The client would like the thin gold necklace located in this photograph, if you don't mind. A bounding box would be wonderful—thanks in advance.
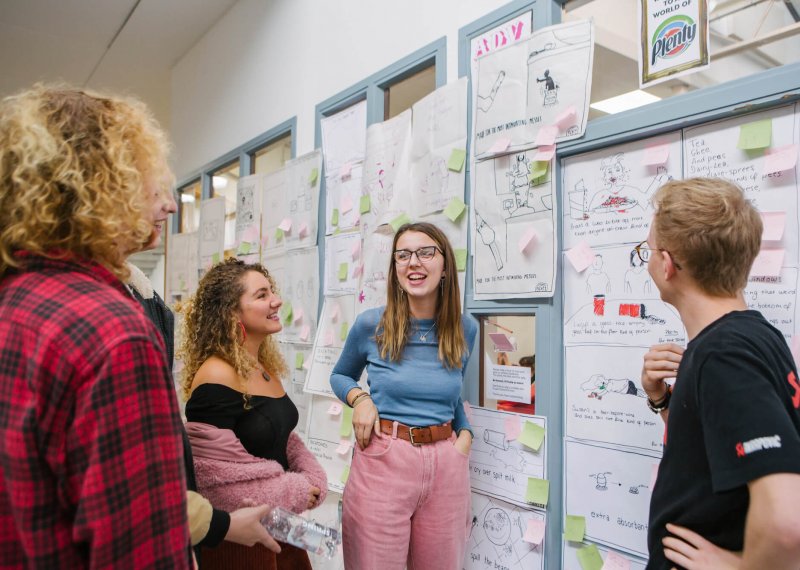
[419,321,437,342]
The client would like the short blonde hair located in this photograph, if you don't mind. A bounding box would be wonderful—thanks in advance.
[0,84,172,280]
[651,178,762,297]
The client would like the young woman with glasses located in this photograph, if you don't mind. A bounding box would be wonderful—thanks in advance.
[330,221,477,569]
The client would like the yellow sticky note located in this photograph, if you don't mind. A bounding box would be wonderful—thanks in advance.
[454,249,468,272]
[294,352,304,370]
[389,213,411,233]
[359,195,371,214]
[340,406,353,438]
[529,161,548,181]
[738,119,772,149]
[443,197,466,222]
[447,148,467,172]
[340,321,349,341]
[564,515,586,542]
[338,262,348,281]
[518,421,545,451]
[525,477,549,506]
[237,241,252,255]
[309,167,319,185]
[279,302,293,324]
[211,252,220,265]
[340,466,350,484]
[331,208,340,226]
[275,228,284,241]
[576,544,603,570]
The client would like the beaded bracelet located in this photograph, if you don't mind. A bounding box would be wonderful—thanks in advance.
[350,392,371,408]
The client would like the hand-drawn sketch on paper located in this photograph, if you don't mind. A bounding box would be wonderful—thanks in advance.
[564,440,658,558]
[358,228,393,314]
[562,542,646,570]
[744,267,800,340]
[260,169,287,253]
[326,164,363,235]
[167,231,198,298]
[198,197,226,270]
[278,341,313,438]
[320,99,367,174]
[464,492,544,570]
[324,231,362,296]
[283,150,321,250]
[304,295,358,397]
[235,174,262,245]
[305,394,354,493]
[278,247,320,344]
[472,151,556,299]
[469,407,546,508]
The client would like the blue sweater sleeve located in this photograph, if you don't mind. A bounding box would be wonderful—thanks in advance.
[330,311,372,403]
[452,314,478,433]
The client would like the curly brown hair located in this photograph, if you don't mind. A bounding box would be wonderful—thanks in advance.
[0,84,172,280]
[178,258,288,403]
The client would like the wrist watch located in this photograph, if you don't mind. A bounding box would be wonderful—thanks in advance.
[647,385,672,413]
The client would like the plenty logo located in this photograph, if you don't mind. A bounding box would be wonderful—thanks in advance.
[651,15,697,66]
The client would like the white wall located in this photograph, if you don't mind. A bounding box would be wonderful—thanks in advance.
[169,0,511,179]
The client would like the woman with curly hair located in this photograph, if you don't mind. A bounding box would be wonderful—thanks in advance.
[330,221,477,569]
[180,258,327,569]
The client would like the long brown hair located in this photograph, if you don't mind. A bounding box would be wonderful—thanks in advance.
[178,258,288,402]
[376,222,466,369]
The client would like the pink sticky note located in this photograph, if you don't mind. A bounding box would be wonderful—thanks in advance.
[352,263,364,278]
[602,551,631,570]
[505,417,522,441]
[298,222,309,239]
[523,519,545,545]
[330,304,340,323]
[351,240,361,260]
[340,161,352,179]
[293,308,304,324]
[555,105,577,129]
[761,211,786,241]
[322,330,334,347]
[278,218,292,232]
[336,439,353,455]
[340,194,354,214]
[650,462,659,491]
[518,227,538,254]
[327,402,343,416]
[299,325,311,342]
[750,248,784,277]
[535,125,559,147]
[791,336,800,369]
[533,145,555,161]
[302,359,310,371]
[764,144,799,175]
[489,137,511,154]
[642,143,670,166]
[242,225,259,243]
[566,241,595,273]
[463,401,473,422]
[489,333,516,352]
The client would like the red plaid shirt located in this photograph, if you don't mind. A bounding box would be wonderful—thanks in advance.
[0,254,191,569]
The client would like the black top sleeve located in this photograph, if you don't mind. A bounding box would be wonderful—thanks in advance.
[198,508,230,548]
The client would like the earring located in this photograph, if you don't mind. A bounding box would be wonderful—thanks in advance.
[238,321,246,343]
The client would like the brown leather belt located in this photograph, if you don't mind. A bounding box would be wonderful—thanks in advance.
[379,419,452,446]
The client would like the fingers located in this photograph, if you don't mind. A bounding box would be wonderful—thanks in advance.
[259,528,282,553]
[665,523,707,548]
[663,545,693,569]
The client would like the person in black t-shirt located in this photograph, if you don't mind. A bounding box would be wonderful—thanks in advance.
[639,178,800,569]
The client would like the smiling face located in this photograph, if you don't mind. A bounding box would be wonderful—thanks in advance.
[394,230,445,309]
[237,270,283,338]
[142,168,177,251]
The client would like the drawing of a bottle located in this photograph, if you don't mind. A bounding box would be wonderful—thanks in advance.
[569,179,589,220]
[593,294,605,316]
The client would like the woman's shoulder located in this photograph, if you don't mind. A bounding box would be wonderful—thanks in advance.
[191,356,239,393]
[355,306,384,330]
[461,313,478,337]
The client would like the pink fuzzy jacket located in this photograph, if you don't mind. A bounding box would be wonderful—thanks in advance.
[186,421,328,514]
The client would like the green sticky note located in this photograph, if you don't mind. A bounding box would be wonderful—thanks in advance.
[447,148,466,172]
[443,197,466,222]
[738,119,772,149]
[389,213,411,233]
[211,252,220,265]
[340,466,350,484]
[564,515,586,542]
[309,167,319,185]
[237,241,252,255]
[340,406,353,438]
[528,161,548,181]
[576,544,603,570]
[525,477,549,506]
[275,227,284,241]
[518,421,545,451]
[338,262,348,281]
[294,352,304,370]
[279,302,293,324]
[454,249,468,272]
[331,208,340,226]
[340,321,349,341]
[359,194,371,214]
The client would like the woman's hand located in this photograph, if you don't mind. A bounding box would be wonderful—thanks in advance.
[226,504,282,552]
[663,523,742,570]
[307,486,321,510]
[352,397,380,450]
[454,429,473,456]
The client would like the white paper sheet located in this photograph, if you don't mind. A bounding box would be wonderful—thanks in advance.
[305,394,355,493]
[235,174,263,250]
[198,197,226,270]
[320,100,367,174]
[167,231,198,297]
[304,294,358,397]
[276,247,320,343]
[324,231,362,296]
[260,169,288,253]
[325,164,364,235]
[284,150,321,250]
[562,541,646,570]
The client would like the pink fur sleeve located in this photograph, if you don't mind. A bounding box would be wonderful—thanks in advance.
[193,456,312,514]
[286,432,328,507]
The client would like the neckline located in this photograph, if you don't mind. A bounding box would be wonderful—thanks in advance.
[193,382,288,400]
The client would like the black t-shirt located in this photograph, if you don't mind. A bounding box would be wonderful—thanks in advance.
[647,310,800,569]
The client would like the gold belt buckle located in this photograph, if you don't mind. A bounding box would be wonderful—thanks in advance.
[408,426,424,446]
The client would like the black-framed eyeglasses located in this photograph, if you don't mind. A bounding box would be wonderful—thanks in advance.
[634,240,682,270]
[393,246,442,265]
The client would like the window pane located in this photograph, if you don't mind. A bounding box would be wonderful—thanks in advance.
[178,179,202,234]
[210,160,240,254]
[384,64,436,120]
[251,134,292,175]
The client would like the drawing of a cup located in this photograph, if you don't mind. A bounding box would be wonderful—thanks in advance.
[569,179,588,220]
[593,295,605,316]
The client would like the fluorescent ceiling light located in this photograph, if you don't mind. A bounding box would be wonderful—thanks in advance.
[212,175,228,190]
[590,90,661,115]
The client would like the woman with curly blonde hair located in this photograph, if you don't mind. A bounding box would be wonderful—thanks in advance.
[180,258,327,569]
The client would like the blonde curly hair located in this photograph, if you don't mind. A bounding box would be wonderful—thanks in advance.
[178,258,288,405]
[0,84,172,280]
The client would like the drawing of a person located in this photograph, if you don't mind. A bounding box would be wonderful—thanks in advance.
[536,69,557,106]
[588,154,670,214]
[585,255,611,296]
[581,374,646,400]
[624,247,652,295]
